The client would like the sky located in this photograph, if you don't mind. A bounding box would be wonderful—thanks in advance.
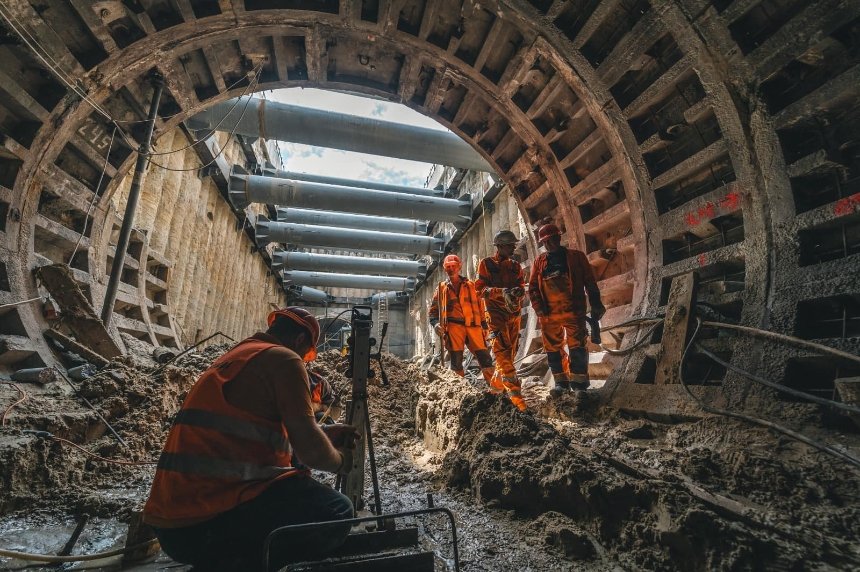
[262,88,448,187]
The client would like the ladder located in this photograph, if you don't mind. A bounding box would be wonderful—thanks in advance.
[377,293,389,354]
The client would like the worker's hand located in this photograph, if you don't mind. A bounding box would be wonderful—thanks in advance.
[591,303,606,321]
[322,424,360,449]
[508,286,524,298]
[434,324,444,337]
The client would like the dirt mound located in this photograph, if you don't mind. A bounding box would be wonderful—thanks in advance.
[442,393,860,570]
[0,341,231,517]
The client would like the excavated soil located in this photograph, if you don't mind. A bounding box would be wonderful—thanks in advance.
[2,343,859,571]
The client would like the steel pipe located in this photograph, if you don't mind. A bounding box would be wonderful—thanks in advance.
[231,167,472,226]
[189,97,491,171]
[256,217,443,256]
[261,165,443,197]
[283,270,416,292]
[291,285,331,304]
[273,251,426,277]
[276,207,428,235]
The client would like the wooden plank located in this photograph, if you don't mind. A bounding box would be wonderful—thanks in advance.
[34,264,123,359]
[43,328,110,367]
[654,272,698,385]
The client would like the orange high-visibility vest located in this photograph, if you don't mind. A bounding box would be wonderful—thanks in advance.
[433,278,485,328]
[143,339,303,524]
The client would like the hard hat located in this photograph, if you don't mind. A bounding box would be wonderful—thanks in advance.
[493,230,519,246]
[267,307,320,361]
[537,223,562,244]
[443,254,461,270]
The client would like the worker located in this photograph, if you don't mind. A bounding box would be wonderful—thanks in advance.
[143,307,359,570]
[308,369,340,424]
[476,230,527,411]
[429,254,496,384]
[528,223,605,397]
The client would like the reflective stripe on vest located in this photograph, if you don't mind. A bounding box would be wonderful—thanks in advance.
[174,408,291,453]
[157,452,295,481]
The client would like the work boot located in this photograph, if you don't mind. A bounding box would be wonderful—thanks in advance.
[549,373,570,397]
[569,373,590,390]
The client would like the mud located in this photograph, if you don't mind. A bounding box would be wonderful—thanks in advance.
[2,343,859,571]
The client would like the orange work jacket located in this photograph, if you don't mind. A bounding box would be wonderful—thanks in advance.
[475,255,525,317]
[143,338,303,526]
[429,277,485,328]
[528,247,599,315]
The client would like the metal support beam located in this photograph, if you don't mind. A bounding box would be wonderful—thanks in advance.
[260,164,444,197]
[283,271,416,292]
[188,97,492,171]
[231,167,471,225]
[277,207,428,235]
[257,217,442,256]
[273,251,426,277]
[102,76,164,326]
[290,285,331,304]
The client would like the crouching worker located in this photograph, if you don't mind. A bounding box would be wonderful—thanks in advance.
[143,307,358,571]
[428,254,496,385]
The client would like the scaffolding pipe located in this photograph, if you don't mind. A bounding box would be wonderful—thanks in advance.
[283,271,416,292]
[273,251,426,277]
[102,77,164,326]
[189,98,492,171]
[261,165,443,197]
[256,217,443,256]
[231,167,472,226]
[276,207,428,235]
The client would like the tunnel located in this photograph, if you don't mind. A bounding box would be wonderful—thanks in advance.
[0,0,858,570]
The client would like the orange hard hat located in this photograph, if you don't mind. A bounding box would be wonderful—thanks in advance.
[442,254,461,270]
[267,307,320,361]
[537,223,562,244]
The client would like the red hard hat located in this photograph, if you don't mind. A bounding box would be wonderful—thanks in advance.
[443,254,461,270]
[537,223,562,244]
[267,307,320,361]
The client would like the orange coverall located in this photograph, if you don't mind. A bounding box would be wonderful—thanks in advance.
[428,276,495,381]
[528,247,602,383]
[475,254,526,410]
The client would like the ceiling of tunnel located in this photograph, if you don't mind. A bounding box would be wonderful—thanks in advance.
[0,0,858,390]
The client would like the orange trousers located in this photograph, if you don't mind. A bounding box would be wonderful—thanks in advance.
[489,315,525,410]
[444,322,494,377]
[540,311,588,376]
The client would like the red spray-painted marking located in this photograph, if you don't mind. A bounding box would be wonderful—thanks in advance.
[719,191,741,210]
[697,253,707,267]
[685,202,717,227]
[834,193,860,216]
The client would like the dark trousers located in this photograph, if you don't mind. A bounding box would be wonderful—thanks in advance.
[153,476,353,571]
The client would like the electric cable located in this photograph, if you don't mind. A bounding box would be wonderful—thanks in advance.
[694,343,860,416]
[701,320,860,366]
[679,318,860,470]
[0,296,43,311]
[600,321,662,356]
[316,309,352,350]
[0,381,27,426]
[25,431,156,466]
[0,540,158,563]
[69,125,116,265]
[146,67,262,173]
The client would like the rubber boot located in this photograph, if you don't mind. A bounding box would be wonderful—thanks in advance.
[484,368,504,394]
[569,373,590,390]
[549,372,569,397]
[452,369,465,377]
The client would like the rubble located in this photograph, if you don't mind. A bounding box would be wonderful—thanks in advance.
[2,346,858,571]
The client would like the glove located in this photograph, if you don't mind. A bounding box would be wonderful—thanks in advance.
[591,302,606,321]
[434,324,444,337]
[508,286,524,298]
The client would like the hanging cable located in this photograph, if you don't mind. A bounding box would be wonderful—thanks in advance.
[68,125,116,265]
[680,318,860,470]
[694,343,860,416]
[600,321,662,356]
[0,296,43,311]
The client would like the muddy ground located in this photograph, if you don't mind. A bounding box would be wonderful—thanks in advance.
[1,342,858,570]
